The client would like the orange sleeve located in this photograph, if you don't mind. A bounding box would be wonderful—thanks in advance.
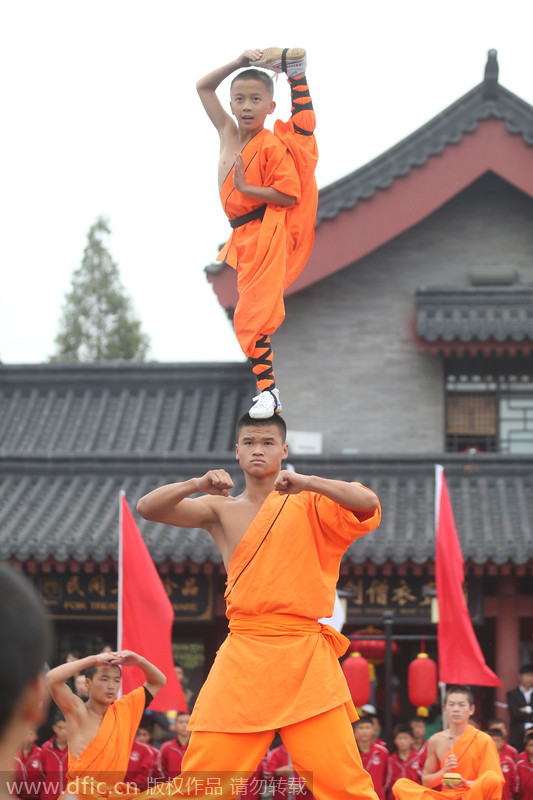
[260,138,301,203]
[309,485,381,548]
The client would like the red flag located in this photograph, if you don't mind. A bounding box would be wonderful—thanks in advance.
[435,465,501,686]
[118,493,188,711]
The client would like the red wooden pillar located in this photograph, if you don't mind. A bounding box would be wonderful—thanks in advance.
[493,577,520,724]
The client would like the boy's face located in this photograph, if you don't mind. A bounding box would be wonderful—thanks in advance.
[395,732,413,752]
[175,713,191,742]
[411,720,426,739]
[230,79,275,134]
[136,727,151,744]
[354,722,374,744]
[52,720,68,747]
[444,692,474,724]
[490,734,504,753]
[526,739,533,760]
[87,665,121,705]
[235,424,288,477]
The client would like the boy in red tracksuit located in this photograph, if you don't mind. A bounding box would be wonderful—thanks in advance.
[386,724,422,800]
[354,716,389,800]
[41,715,69,800]
[489,718,519,761]
[157,712,190,780]
[14,728,44,800]
[517,734,533,799]
[487,729,518,800]
[408,717,428,771]
[265,743,314,800]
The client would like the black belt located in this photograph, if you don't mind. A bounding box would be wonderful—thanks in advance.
[229,204,267,229]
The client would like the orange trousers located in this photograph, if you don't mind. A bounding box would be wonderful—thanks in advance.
[142,705,379,800]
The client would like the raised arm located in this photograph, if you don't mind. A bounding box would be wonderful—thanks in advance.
[110,651,166,699]
[274,471,378,517]
[46,653,115,715]
[196,49,262,134]
[136,470,234,529]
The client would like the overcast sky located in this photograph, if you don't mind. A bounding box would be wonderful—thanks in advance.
[1,0,531,365]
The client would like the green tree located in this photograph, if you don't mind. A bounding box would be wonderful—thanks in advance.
[52,216,150,361]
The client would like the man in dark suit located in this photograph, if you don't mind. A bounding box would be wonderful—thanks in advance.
[507,664,533,750]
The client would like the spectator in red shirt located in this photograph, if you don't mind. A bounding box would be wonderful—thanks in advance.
[14,728,44,800]
[386,724,422,800]
[487,728,518,800]
[157,711,190,780]
[408,717,428,770]
[125,719,161,789]
[354,715,389,800]
[40,714,68,800]
[265,743,314,800]
[489,718,519,761]
[517,735,533,800]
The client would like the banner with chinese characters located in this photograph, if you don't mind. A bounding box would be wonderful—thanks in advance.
[30,570,213,621]
[338,575,482,625]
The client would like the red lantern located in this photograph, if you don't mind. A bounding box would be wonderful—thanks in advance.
[408,651,438,709]
[348,627,399,680]
[342,652,371,707]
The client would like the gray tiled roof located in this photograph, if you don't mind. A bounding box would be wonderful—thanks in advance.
[1,453,532,567]
[416,285,533,344]
[0,362,254,456]
[316,51,533,225]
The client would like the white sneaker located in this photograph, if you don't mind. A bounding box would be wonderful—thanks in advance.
[254,47,307,77]
[249,388,282,419]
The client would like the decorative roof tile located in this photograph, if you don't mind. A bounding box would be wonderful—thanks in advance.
[316,51,533,226]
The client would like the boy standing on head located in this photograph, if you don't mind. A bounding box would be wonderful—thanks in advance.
[136,413,382,800]
[45,650,165,797]
[392,685,504,800]
[197,48,318,420]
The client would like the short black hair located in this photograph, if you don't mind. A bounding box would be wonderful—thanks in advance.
[236,412,287,442]
[354,715,374,727]
[52,711,66,725]
[487,728,504,738]
[0,565,53,738]
[409,715,427,726]
[445,685,474,705]
[394,723,414,738]
[519,664,533,674]
[230,68,274,96]
[85,663,121,680]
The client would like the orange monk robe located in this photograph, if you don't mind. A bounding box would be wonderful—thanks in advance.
[63,686,147,800]
[217,121,318,357]
[393,726,504,800]
[188,487,381,733]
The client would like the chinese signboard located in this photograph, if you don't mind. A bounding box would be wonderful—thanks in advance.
[30,570,213,621]
[339,575,482,625]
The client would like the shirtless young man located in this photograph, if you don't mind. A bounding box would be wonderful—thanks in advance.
[393,685,504,800]
[46,651,165,794]
[135,413,382,800]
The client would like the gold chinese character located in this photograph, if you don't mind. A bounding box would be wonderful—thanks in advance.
[162,577,179,596]
[88,576,105,597]
[66,576,85,597]
[181,577,199,597]
[366,579,389,606]
[419,581,436,606]
[39,578,61,602]
[342,579,364,606]
[391,579,417,606]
